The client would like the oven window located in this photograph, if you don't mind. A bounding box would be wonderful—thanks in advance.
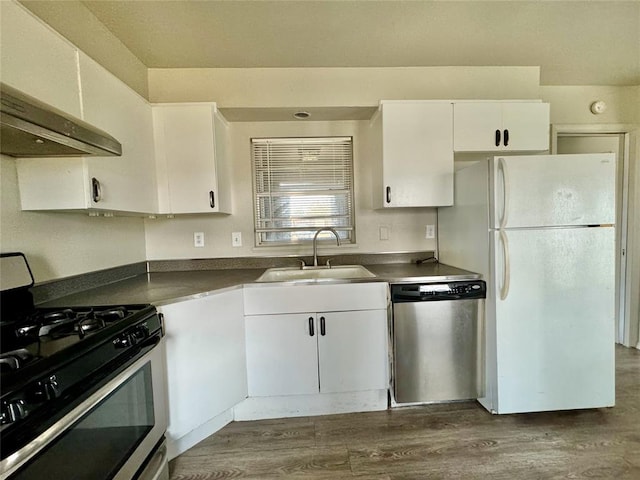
[13,363,155,480]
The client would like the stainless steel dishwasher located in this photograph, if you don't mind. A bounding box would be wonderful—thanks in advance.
[391,280,486,406]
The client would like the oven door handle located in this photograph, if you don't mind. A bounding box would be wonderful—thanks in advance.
[0,337,162,480]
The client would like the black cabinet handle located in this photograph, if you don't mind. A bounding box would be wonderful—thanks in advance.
[503,129,509,147]
[209,191,215,208]
[91,177,102,203]
[495,129,501,147]
[308,317,315,336]
[386,186,391,204]
[320,316,326,336]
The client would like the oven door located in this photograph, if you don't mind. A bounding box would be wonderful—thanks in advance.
[2,339,168,480]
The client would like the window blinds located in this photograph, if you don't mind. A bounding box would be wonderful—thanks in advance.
[252,137,355,246]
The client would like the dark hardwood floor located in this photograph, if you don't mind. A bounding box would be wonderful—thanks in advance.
[169,345,640,479]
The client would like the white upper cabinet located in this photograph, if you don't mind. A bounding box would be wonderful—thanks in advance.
[153,104,232,215]
[0,1,81,117]
[16,54,157,214]
[453,102,550,152]
[80,54,158,214]
[371,101,454,208]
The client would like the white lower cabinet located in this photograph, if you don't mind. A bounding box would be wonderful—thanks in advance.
[245,309,388,397]
[318,310,389,394]
[245,313,319,397]
[243,282,390,404]
[158,289,247,458]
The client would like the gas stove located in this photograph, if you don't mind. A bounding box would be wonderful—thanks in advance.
[1,304,159,427]
[0,253,167,480]
[1,304,155,375]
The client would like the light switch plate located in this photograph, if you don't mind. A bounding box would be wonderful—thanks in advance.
[194,232,205,247]
[426,225,435,239]
[232,232,242,247]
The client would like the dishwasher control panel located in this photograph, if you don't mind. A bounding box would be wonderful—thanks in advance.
[391,280,486,302]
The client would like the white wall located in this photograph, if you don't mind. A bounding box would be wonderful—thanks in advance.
[148,66,542,106]
[0,156,147,283]
[144,120,437,259]
[540,86,639,125]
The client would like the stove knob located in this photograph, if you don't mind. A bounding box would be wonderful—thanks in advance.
[113,334,131,349]
[131,325,149,344]
[43,376,60,400]
[1,400,27,424]
[31,375,61,401]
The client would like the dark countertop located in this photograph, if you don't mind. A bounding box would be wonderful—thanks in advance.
[40,262,480,308]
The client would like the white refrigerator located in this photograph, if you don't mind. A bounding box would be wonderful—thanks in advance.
[438,153,616,414]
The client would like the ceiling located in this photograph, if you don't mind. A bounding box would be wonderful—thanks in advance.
[23,1,640,86]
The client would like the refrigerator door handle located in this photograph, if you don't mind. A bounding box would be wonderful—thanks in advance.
[499,230,511,300]
[498,157,510,228]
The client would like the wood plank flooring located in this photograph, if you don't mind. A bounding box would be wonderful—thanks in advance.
[169,345,640,479]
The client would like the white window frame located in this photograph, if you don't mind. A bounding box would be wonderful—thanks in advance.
[251,136,355,247]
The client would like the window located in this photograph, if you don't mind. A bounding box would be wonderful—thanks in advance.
[252,137,355,246]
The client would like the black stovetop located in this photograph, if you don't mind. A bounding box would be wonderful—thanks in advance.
[1,304,152,364]
[0,304,157,392]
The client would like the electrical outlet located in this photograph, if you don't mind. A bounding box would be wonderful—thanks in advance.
[379,225,390,241]
[194,232,205,247]
[232,232,242,247]
[426,224,436,239]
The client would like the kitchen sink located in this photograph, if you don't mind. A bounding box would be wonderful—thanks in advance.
[255,265,376,283]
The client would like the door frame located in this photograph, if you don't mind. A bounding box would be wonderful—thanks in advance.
[551,124,638,348]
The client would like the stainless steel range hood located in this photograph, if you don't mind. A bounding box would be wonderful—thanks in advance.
[0,83,122,157]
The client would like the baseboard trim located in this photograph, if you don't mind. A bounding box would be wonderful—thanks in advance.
[167,409,234,460]
[233,390,388,421]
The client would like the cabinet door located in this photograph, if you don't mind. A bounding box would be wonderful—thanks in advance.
[453,103,503,152]
[0,1,81,117]
[317,309,389,394]
[501,103,550,151]
[381,102,453,207]
[153,104,225,214]
[160,290,247,441]
[15,53,157,213]
[454,102,550,152]
[80,54,157,213]
[245,313,319,397]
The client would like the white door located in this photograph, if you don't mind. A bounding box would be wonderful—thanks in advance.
[317,310,388,394]
[492,227,615,414]
[491,154,616,229]
[245,313,319,397]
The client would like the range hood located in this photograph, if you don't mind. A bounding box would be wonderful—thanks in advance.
[0,83,122,157]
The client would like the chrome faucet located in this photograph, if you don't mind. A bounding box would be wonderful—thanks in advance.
[312,228,341,267]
